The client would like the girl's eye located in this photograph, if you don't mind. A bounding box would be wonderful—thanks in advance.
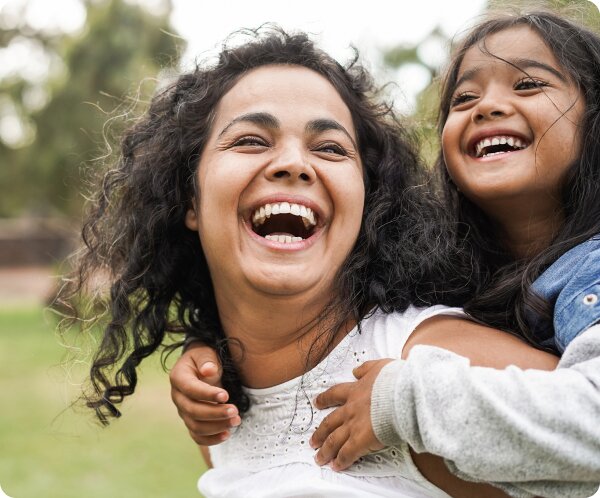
[315,143,348,156]
[515,78,549,91]
[450,92,477,107]
[231,136,269,148]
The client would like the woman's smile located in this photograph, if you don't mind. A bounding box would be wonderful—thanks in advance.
[185,64,364,299]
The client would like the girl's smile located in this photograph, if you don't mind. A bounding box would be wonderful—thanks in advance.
[185,65,364,300]
[442,26,584,210]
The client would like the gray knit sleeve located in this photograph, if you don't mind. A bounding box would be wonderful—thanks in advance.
[369,325,600,498]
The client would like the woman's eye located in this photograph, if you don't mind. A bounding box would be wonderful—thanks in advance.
[231,136,268,147]
[315,143,347,156]
[450,92,477,107]
[515,78,549,91]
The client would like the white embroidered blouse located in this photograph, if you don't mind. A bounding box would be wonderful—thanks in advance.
[198,305,463,498]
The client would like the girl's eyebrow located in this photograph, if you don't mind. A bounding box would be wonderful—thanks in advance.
[454,57,567,90]
[218,112,280,137]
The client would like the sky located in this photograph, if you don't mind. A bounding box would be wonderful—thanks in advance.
[0,0,494,114]
[1,0,599,114]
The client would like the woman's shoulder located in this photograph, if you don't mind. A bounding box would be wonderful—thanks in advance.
[357,305,465,356]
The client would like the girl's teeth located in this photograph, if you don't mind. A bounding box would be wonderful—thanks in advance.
[474,135,528,158]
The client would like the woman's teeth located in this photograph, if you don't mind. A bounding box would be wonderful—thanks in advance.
[265,234,303,243]
[252,202,317,230]
[475,135,527,158]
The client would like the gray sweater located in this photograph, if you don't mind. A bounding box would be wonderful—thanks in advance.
[371,324,600,498]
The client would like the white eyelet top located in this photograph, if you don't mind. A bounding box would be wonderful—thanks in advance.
[199,305,464,498]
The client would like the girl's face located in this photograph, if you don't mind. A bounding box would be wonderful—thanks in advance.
[185,65,364,303]
[442,26,584,211]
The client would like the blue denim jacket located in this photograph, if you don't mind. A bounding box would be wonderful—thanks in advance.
[529,236,600,353]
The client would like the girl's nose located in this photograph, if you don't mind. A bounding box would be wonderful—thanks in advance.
[265,145,316,184]
[472,93,514,123]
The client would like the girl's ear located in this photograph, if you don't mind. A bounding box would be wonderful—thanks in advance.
[185,200,199,230]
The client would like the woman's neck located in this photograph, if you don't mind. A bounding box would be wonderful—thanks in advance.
[214,287,349,388]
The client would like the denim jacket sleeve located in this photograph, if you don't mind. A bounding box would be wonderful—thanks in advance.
[529,236,600,353]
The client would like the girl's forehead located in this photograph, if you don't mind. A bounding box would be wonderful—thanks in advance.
[458,25,559,74]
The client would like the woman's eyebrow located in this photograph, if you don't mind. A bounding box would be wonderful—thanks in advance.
[306,118,357,148]
[218,112,280,137]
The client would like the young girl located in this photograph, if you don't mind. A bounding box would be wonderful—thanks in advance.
[308,11,600,498]
[171,11,600,498]
[61,26,559,498]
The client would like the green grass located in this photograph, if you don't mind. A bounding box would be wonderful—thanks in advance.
[0,306,206,498]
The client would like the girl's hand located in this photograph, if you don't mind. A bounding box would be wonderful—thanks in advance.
[309,358,392,470]
[170,343,241,445]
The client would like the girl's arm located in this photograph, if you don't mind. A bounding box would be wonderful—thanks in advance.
[374,318,600,498]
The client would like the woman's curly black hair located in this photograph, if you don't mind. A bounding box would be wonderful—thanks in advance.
[436,11,600,348]
[58,26,475,424]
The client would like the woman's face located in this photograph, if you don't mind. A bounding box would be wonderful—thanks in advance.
[186,65,364,303]
[442,26,584,211]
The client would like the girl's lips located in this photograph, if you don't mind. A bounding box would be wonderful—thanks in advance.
[466,129,531,157]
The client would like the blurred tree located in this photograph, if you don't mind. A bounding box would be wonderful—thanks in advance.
[0,0,184,217]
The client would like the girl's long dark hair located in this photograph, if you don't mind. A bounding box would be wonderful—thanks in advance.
[437,12,600,347]
[57,26,474,424]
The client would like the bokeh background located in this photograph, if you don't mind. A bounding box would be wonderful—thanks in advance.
[0,0,598,496]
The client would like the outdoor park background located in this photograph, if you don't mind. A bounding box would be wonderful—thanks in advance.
[0,0,598,496]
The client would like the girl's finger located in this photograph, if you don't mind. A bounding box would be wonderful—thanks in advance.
[170,367,229,403]
[174,397,239,422]
[310,408,344,449]
[189,430,232,447]
[187,416,241,437]
[331,441,362,471]
[352,359,379,379]
[313,426,348,466]
[314,383,352,409]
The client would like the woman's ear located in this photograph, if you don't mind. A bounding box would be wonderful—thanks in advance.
[185,200,199,231]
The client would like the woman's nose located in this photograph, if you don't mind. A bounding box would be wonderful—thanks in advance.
[265,144,316,183]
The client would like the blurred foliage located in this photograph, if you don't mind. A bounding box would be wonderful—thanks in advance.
[0,0,184,217]
[383,0,600,167]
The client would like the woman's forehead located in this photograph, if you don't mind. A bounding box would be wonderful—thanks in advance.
[212,65,356,137]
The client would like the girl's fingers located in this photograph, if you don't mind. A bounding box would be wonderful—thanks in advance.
[314,383,352,409]
[313,426,348,466]
[310,408,344,450]
[352,359,378,379]
[331,442,362,471]
[189,430,233,447]
[352,358,393,379]
[187,416,241,437]
[172,389,238,421]
[170,360,228,403]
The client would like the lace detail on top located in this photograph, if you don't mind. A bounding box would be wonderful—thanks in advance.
[209,306,456,480]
